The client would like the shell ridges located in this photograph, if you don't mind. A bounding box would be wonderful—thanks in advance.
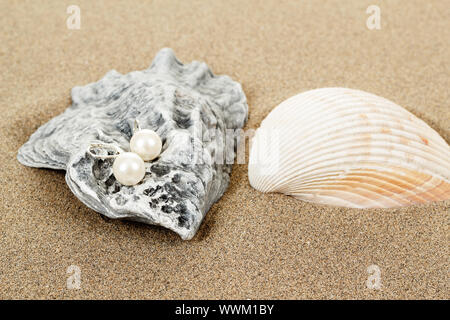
[248,88,450,208]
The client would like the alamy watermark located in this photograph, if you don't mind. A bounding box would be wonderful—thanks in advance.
[161,126,280,176]
[88,122,282,177]
[66,265,81,289]
[366,5,381,30]
[366,264,381,290]
[67,5,81,30]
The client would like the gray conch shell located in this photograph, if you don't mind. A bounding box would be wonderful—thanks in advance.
[18,48,248,240]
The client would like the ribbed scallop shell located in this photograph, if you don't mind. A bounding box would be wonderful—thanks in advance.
[248,88,450,208]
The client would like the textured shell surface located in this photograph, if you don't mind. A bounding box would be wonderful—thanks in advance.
[18,48,248,240]
[248,87,450,208]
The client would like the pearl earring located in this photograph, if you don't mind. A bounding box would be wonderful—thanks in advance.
[87,120,162,186]
[88,143,146,186]
[130,120,162,161]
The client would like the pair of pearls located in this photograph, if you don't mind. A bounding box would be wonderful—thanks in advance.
[89,121,162,186]
[112,129,162,186]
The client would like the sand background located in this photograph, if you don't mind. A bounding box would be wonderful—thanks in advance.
[0,0,448,299]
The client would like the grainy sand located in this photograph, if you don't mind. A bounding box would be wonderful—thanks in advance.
[0,0,448,299]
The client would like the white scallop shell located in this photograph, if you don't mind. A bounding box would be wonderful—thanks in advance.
[248,88,450,208]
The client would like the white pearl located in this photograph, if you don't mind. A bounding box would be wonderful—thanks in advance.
[130,129,162,161]
[112,152,145,186]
